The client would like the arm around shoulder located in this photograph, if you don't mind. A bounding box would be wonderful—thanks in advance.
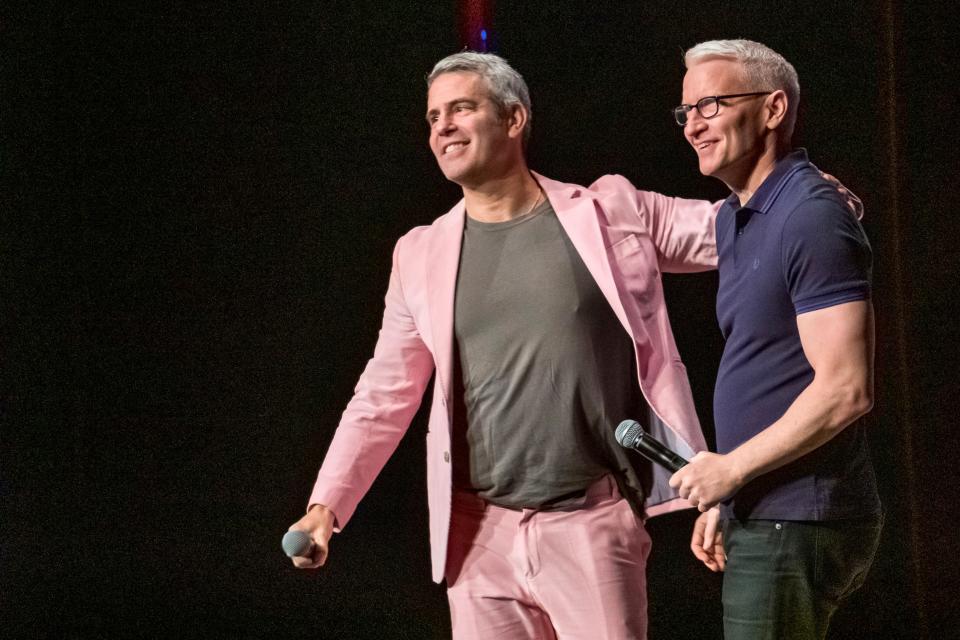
[635,188,721,273]
[586,174,720,273]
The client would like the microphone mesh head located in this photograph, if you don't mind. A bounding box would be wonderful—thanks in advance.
[282,530,314,558]
[615,419,643,448]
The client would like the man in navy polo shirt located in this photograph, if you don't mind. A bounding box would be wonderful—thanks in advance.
[667,40,883,639]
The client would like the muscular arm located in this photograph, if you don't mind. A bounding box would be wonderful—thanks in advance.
[670,299,875,511]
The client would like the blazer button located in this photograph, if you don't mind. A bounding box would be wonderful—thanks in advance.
[443,451,450,463]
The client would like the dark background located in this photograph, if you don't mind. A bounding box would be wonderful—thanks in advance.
[4,1,958,638]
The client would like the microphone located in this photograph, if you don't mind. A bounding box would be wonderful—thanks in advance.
[615,419,688,473]
[282,530,315,558]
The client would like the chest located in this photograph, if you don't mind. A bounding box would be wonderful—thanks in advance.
[455,213,609,339]
[715,208,794,338]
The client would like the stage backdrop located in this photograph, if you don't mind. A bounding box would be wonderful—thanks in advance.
[4,2,957,638]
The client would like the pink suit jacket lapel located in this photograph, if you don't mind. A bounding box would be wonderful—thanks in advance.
[535,173,633,337]
[425,200,465,410]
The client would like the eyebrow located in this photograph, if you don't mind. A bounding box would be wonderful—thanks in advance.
[425,98,479,122]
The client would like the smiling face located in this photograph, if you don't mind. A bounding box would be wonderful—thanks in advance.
[426,71,524,189]
[682,58,776,193]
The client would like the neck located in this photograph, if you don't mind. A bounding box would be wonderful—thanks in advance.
[461,166,542,223]
[728,142,789,206]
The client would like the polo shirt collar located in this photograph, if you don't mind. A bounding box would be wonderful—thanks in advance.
[724,148,811,214]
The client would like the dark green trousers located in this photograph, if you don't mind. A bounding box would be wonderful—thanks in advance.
[721,515,883,640]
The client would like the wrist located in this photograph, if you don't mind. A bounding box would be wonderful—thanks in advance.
[725,450,752,488]
[308,503,337,527]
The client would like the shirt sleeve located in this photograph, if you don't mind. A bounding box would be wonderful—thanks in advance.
[637,189,722,274]
[586,174,720,273]
[308,236,435,530]
[780,196,873,315]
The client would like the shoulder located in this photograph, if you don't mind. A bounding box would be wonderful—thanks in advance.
[780,196,865,243]
[396,204,460,246]
[775,167,864,237]
[397,221,434,246]
[779,163,850,215]
[538,173,644,226]
[776,187,872,276]
[391,203,464,275]
[582,174,646,217]
[586,173,638,195]
[536,172,637,197]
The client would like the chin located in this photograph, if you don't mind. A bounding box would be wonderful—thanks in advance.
[448,171,475,187]
[437,163,463,182]
[440,156,471,176]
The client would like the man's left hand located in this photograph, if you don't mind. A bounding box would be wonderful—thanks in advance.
[820,172,864,220]
[691,507,726,572]
[668,451,745,512]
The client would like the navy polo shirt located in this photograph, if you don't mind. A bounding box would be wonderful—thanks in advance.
[714,149,881,521]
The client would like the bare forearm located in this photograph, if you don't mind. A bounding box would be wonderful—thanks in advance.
[727,375,872,485]
[728,302,875,484]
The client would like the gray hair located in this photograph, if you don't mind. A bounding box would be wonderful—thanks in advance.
[684,39,800,139]
[427,52,532,143]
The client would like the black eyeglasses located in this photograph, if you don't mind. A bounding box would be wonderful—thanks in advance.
[673,92,773,126]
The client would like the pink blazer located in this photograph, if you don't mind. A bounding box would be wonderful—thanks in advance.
[309,173,719,582]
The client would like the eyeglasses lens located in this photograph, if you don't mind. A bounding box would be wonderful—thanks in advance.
[698,97,719,118]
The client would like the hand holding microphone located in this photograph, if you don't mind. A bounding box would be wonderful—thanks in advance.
[617,419,720,511]
[282,530,316,558]
[284,504,336,568]
[617,419,744,512]
[615,419,688,472]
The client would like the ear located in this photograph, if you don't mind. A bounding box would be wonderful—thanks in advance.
[764,89,789,131]
[505,103,529,140]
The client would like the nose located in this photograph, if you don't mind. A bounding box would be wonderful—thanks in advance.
[684,109,707,139]
[432,113,456,136]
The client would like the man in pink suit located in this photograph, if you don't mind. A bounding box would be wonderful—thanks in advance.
[287,52,718,639]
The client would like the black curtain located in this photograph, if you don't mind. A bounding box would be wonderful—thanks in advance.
[4,2,956,637]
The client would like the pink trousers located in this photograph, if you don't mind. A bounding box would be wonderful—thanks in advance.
[444,476,652,639]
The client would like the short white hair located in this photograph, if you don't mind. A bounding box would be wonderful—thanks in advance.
[684,39,800,139]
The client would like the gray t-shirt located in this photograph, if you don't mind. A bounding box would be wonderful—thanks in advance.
[451,198,643,509]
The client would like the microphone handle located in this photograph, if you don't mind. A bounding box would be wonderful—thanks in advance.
[634,433,688,473]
